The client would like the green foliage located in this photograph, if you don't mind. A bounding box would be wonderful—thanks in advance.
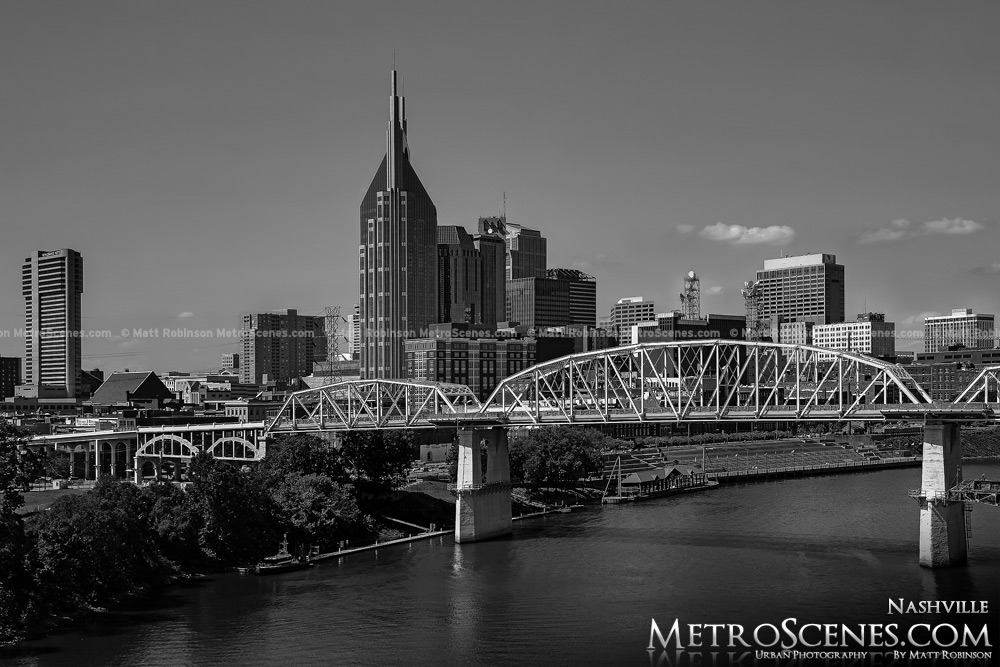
[508,426,607,487]
[258,434,345,484]
[340,430,415,492]
[272,473,360,549]
[0,424,33,642]
[41,449,72,481]
[27,481,165,616]
[185,454,278,566]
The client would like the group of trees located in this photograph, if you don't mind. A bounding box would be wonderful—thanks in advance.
[507,427,608,487]
[0,427,417,644]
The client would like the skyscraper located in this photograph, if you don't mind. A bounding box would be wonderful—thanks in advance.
[359,70,438,379]
[22,249,84,398]
[504,223,547,280]
[755,253,845,325]
[437,225,482,324]
[547,268,596,327]
[240,310,326,385]
[475,217,507,330]
[610,296,655,339]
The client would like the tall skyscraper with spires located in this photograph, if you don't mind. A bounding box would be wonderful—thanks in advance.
[359,69,438,379]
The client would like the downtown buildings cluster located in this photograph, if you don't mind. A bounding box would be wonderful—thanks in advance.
[2,69,999,421]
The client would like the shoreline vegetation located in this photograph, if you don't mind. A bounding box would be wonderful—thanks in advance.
[3,423,1000,646]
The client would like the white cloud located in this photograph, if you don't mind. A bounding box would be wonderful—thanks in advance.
[675,223,695,234]
[176,311,194,319]
[706,285,724,295]
[922,218,984,235]
[699,223,796,246]
[900,311,942,327]
[858,217,985,243]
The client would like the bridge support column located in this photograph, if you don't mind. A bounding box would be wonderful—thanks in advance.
[918,422,967,568]
[454,427,512,543]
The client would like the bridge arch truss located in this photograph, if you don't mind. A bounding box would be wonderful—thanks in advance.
[266,379,482,433]
[481,340,933,424]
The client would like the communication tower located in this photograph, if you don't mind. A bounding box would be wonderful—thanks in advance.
[741,280,766,341]
[317,306,348,384]
[679,270,701,320]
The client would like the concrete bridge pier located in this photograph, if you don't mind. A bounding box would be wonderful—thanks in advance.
[454,426,512,543]
[918,422,967,568]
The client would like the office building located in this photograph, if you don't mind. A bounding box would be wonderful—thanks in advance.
[547,268,596,327]
[405,326,535,400]
[240,309,326,384]
[0,357,21,400]
[756,253,845,325]
[221,353,240,370]
[359,69,438,379]
[437,225,482,324]
[506,277,571,329]
[22,248,84,398]
[611,296,655,338]
[923,308,995,353]
[631,313,746,344]
[504,223,547,279]
[349,304,361,359]
[779,321,814,347]
[812,312,895,360]
[475,217,507,329]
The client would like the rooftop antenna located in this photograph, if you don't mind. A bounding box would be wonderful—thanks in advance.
[503,191,507,221]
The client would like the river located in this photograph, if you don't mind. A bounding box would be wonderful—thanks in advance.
[5,463,998,667]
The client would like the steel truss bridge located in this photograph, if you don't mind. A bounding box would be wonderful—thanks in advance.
[265,342,1000,435]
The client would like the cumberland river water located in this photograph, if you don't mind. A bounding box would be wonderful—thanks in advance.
[5,463,999,667]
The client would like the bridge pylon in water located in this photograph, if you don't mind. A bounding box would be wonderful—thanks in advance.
[916,422,967,567]
[453,425,512,543]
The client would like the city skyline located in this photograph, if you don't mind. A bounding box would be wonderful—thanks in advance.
[2,2,999,373]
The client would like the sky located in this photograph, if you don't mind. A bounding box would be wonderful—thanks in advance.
[2,0,999,373]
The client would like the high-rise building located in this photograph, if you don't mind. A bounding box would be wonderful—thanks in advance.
[611,296,655,338]
[923,308,996,353]
[437,226,482,325]
[359,69,438,379]
[756,253,845,325]
[239,310,326,384]
[350,304,361,360]
[475,217,507,329]
[504,223,547,280]
[22,249,84,398]
[221,353,240,370]
[506,277,571,329]
[812,312,895,360]
[0,357,22,400]
[547,269,596,327]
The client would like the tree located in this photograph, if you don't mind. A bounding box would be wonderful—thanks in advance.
[186,452,277,566]
[508,426,607,487]
[0,423,33,642]
[272,473,360,550]
[142,480,202,568]
[340,431,415,492]
[257,433,345,484]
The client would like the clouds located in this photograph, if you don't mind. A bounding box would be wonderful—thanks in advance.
[676,223,796,246]
[705,285,724,295]
[858,218,985,244]
[900,311,942,327]
[176,311,195,319]
[969,261,1000,276]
